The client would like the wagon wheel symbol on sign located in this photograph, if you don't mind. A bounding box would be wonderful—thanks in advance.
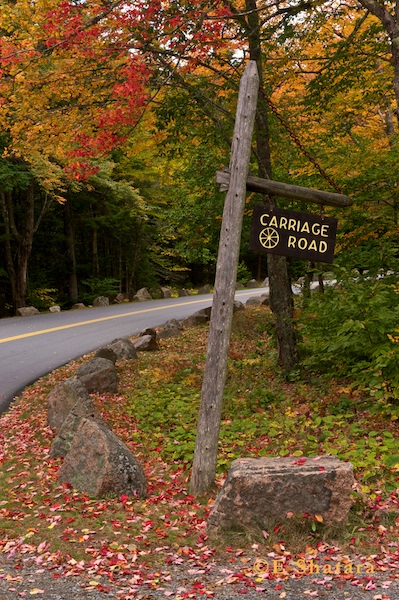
[259,227,280,249]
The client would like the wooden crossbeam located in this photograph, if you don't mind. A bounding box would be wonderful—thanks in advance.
[216,168,353,208]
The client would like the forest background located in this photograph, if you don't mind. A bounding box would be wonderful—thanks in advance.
[1,0,398,311]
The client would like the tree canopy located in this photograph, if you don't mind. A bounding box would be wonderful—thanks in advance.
[0,0,398,313]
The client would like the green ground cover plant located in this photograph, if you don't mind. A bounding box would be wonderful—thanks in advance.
[296,270,399,409]
[1,306,399,597]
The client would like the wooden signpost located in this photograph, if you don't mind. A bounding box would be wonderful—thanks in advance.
[189,61,352,496]
[189,61,259,495]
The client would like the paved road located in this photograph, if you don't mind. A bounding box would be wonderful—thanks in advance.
[0,289,267,413]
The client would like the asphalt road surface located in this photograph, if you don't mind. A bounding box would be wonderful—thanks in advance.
[0,289,267,413]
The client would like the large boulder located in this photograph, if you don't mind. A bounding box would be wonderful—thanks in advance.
[93,296,109,307]
[58,418,147,498]
[178,288,191,297]
[75,357,118,394]
[108,338,138,360]
[71,303,86,310]
[47,377,92,432]
[207,456,354,532]
[161,287,171,299]
[17,306,40,317]
[49,305,61,313]
[50,401,110,459]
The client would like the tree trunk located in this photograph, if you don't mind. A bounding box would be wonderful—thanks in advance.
[246,0,299,369]
[0,191,18,306]
[64,199,79,302]
[92,226,100,276]
[14,183,35,309]
[357,0,399,118]
[14,242,31,309]
[1,184,35,310]
[317,262,325,294]
[1,180,52,312]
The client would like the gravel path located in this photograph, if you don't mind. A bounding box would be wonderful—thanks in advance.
[1,554,398,599]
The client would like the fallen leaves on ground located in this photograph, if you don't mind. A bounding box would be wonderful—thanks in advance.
[1,309,399,598]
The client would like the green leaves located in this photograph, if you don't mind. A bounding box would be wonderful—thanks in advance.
[297,273,399,406]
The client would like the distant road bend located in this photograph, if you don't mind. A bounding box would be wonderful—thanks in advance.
[0,288,267,414]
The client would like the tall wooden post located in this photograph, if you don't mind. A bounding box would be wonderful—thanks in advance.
[189,61,259,496]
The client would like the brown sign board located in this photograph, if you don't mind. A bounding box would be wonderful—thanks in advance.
[249,205,338,263]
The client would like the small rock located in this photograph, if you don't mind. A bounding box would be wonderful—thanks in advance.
[93,296,109,307]
[133,288,152,301]
[181,308,211,328]
[246,296,264,306]
[149,287,163,300]
[113,293,125,304]
[246,295,270,307]
[75,357,118,394]
[16,306,40,317]
[49,305,61,313]
[95,347,118,364]
[71,303,86,310]
[161,287,171,299]
[198,284,211,295]
[246,279,258,289]
[164,318,183,330]
[108,338,138,360]
[157,325,182,339]
[233,301,245,312]
[133,335,158,351]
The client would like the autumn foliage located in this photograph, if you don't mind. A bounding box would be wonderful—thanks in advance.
[0,0,232,179]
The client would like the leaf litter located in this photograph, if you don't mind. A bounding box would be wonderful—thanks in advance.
[1,308,399,598]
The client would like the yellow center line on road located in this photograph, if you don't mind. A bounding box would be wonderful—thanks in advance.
[0,297,215,344]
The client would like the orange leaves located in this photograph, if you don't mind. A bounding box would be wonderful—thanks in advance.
[0,1,150,180]
[0,0,236,182]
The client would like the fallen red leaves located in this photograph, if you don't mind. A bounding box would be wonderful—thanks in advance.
[2,326,399,598]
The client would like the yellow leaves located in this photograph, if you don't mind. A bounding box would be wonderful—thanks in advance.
[24,530,35,539]
[388,331,399,343]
